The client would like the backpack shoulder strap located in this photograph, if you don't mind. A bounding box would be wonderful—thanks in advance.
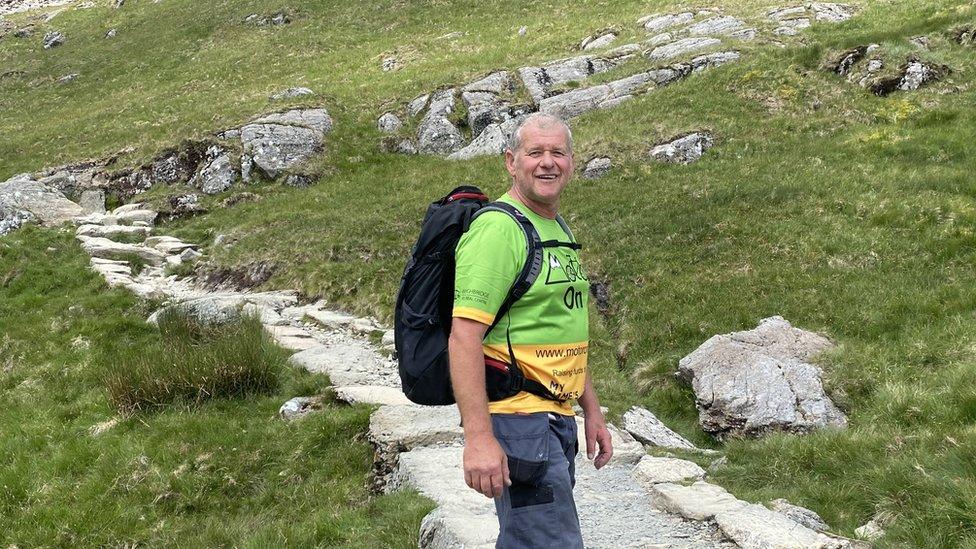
[555,214,575,242]
[472,202,543,334]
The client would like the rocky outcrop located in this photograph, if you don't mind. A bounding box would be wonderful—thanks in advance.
[650,132,715,164]
[677,316,848,439]
[581,156,611,179]
[192,146,237,195]
[0,174,84,229]
[240,108,333,178]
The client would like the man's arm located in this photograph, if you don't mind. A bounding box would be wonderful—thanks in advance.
[449,317,510,499]
[577,370,613,469]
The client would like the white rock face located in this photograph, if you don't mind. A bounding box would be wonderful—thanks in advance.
[76,224,149,239]
[77,236,167,264]
[648,37,723,60]
[582,156,611,179]
[288,341,398,387]
[640,12,694,33]
[686,16,748,36]
[632,456,706,485]
[239,108,332,178]
[0,175,84,227]
[377,112,403,133]
[622,406,697,449]
[279,396,325,421]
[677,316,847,439]
[650,132,715,164]
[334,385,412,406]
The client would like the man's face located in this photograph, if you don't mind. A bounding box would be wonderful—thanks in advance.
[505,123,575,206]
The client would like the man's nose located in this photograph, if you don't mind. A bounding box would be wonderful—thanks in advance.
[539,152,555,167]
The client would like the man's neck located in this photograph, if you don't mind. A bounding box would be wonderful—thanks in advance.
[508,186,558,219]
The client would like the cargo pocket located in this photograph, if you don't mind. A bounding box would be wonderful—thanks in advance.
[492,413,555,510]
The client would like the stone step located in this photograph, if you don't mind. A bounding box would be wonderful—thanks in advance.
[288,340,399,387]
[77,235,167,265]
[392,445,732,548]
[333,385,411,406]
[76,223,151,239]
[266,324,319,351]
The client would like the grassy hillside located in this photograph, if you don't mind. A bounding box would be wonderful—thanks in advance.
[3,0,976,546]
[0,227,432,546]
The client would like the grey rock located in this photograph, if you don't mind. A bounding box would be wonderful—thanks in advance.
[539,83,612,119]
[518,54,615,105]
[517,66,551,104]
[767,6,808,20]
[909,35,930,49]
[622,406,697,449]
[581,32,616,51]
[56,72,78,83]
[0,175,84,226]
[770,498,831,532]
[76,223,149,239]
[382,55,400,72]
[166,193,205,218]
[105,28,116,38]
[151,147,202,185]
[395,139,417,155]
[715,503,849,549]
[0,209,34,236]
[377,112,402,133]
[632,456,706,485]
[279,396,325,421]
[810,2,855,23]
[855,518,884,541]
[417,89,462,154]
[179,247,202,262]
[283,174,313,187]
[687,16,747,36]
[461,90,510,138]
[270,86,313,100]
[447,117,523,160]
[648,480,748,521]
[78,189,105,214]
[899,60,941,91]
[640,12,694,33]
[462,71,513,94]
[650,132,715,164]
[730,28,758,40]
[144,235,195,254]
[824,46,868,76]
[192,146,237,194]
[334,386,412,406]
[266,324,318,352]
[250,108,332,133]
[774,18,811,35]
[150,291,297,326]
[419,508,497,549]
[288,341,398,387]
[677,316,847,439]
[241,108,332,178]
[76,235,166,265]
[407,93,429,117]
[43,31,64,49]
[648,37,722,61]
[115,208,157,225]
[646,32,673,46]
[581,156,611,179]
[690,51,741,72]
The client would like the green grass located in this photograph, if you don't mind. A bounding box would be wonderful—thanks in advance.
[0,228,433,546]
[106,310,287,414]
[4,0,976,545]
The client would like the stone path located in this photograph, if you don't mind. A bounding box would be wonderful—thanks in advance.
[68,201,871,548]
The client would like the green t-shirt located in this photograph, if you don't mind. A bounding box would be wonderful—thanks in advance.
[453,193,589,415]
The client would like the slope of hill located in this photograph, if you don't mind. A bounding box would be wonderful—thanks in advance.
[3,0,976,546]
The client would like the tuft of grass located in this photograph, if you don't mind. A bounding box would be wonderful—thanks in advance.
[106,310,287,414]
[115,252,150,276]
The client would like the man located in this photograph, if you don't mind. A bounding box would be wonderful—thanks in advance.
[449,113,613,548]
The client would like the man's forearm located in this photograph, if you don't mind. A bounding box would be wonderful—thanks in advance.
[577,370,603,417]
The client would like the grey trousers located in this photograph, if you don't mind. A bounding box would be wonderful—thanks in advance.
[491,412,582,549]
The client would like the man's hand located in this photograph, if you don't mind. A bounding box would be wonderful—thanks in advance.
[584,413,613,469]
[463,432,511,498]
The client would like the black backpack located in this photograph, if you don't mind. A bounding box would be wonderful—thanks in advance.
[394,185,580,405]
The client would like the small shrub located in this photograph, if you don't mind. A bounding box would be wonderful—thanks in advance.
[106,309,287,414]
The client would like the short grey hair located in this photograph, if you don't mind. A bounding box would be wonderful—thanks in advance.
[505,113,573,154]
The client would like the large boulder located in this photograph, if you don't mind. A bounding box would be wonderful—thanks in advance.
[677,316,847,439]
[0,174,83,228]
[239,108,332,178]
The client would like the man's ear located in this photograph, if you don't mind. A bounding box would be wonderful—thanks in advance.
[504,149,517,178]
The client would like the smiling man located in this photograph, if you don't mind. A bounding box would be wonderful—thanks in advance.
[449,113,613,548]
